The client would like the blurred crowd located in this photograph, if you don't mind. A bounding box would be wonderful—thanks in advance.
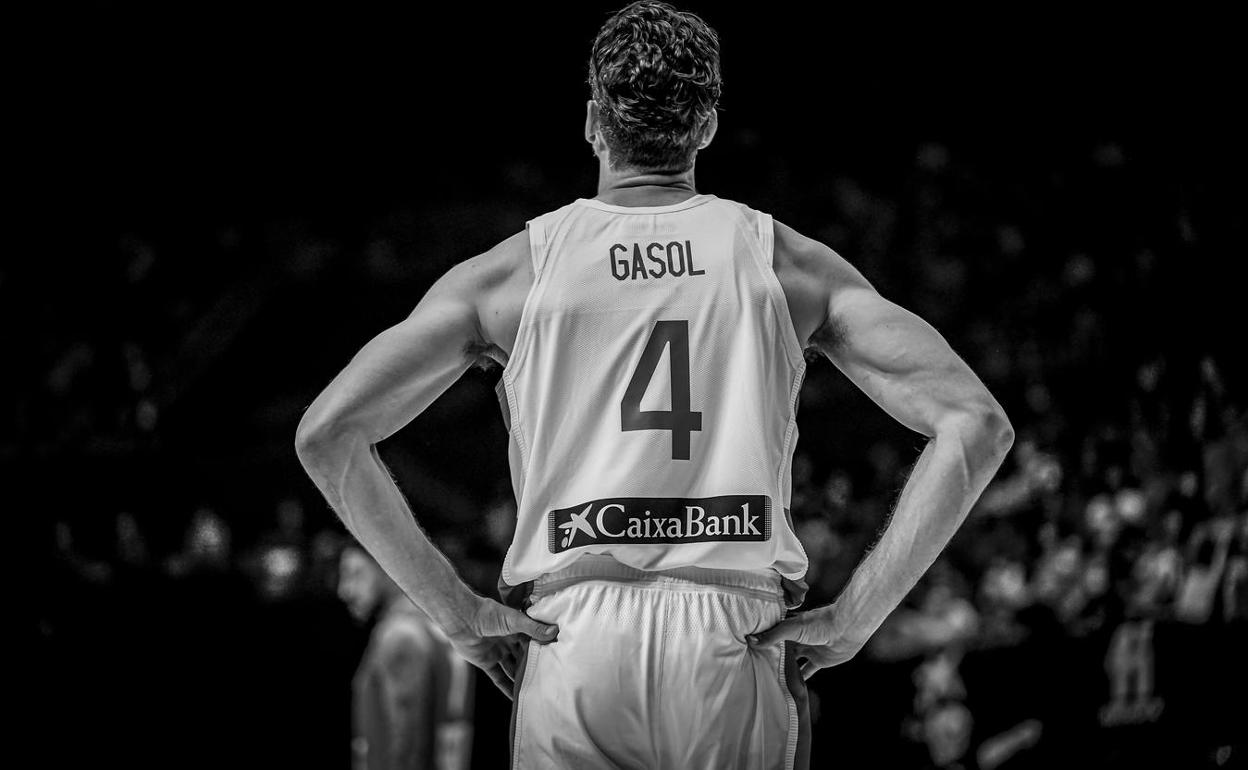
[33,137,1246,768]
[795,350,1248,650]
[795,355,1247,768]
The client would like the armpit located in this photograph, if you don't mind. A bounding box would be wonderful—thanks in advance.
[809,312,848,354]
[463,339,505,371]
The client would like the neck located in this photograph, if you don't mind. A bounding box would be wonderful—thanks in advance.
[595,159,700,206]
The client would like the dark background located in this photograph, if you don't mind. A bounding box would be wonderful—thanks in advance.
[23,3,1248,768]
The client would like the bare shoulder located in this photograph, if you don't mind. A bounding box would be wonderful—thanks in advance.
[439,230,532,365]
[440,230,530,299]
[770,219,873,349]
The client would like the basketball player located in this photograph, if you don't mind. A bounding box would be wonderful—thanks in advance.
[296,3,1014,767]
[339,543,474,770]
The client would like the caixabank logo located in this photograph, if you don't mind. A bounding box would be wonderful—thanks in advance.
[548,495,771,553]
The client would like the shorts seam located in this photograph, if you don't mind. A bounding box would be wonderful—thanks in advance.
[510,641,540,770]
[779,643,799,770]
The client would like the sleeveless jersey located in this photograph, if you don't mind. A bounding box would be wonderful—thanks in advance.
[498,194,809,603]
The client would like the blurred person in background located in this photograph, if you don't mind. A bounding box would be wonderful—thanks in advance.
[977,557,1031,647]
[870,562,980,662]
[271,496,310,551]
[165,506,232,577]
[310,528,349,596]
[1163,469,1207,530]
[338,544,473,770]
[1222,513,1248,622]
[1175,515,1235,624]
[161,506,251,615]
[246,498,312,602]
[1131,509,1185,615]
[1030,532,1086,627]
[976,439,1062,519]
[917,698,974,770]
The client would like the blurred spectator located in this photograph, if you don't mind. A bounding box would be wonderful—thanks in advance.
[977,557,1030,647]
[246,497,311,601]
[1222,514,1248,621]
[1163,469,1207,531]
[871,562,979,662]
[1175,517,1235,624]
[166,507,232,577]
[54,519,112,586]
[255,542,303,601]
[977,439,1062,518]
[1132,511,1184,613]
[338,544,473,770]
[114,511,151,571]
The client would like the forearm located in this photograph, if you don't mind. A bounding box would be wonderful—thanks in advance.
[299,431,480,637]
[829,415,1011,648]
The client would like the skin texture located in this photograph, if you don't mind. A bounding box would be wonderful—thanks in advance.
[296,100,1013,694]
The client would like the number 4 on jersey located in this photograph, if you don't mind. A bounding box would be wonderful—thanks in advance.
[621,320,703,460]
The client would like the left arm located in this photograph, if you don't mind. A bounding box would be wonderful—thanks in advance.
[751,222,1013,677]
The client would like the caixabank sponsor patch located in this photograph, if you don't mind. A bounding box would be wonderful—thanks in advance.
[548,495,771,553]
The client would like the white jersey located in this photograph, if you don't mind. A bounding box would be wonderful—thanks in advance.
[498,194,809,603]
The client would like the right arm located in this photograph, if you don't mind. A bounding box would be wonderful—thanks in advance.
[295,233,555,697]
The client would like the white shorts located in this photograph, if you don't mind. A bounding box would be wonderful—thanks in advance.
[510,555,812,770]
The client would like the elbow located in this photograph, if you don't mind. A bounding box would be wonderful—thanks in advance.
[978,403,1015,461]
[295,407,356,472]
[294,409,327,465]
[944,399,1014,461]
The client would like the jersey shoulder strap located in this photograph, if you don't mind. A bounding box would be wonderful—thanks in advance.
[525,203,580,277]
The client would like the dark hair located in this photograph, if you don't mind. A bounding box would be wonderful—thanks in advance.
[589,2,721,172]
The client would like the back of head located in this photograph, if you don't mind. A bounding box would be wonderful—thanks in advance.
[589,2,721,172]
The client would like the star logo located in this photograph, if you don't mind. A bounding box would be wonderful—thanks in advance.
[558,504,597,549]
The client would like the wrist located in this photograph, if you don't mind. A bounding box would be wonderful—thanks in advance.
[424,585,483,641]
[824,600,868,650]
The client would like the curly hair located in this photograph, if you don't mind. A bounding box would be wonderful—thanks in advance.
[588,2,721,172]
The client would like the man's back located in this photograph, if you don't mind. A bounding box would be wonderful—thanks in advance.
[497,194,808,603]
[296,5,1012,769]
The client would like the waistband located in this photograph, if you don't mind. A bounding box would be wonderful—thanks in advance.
[530,554,783,603]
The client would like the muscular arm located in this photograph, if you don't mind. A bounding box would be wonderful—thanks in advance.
[754,222,1014,673]
[295,232,556,695]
